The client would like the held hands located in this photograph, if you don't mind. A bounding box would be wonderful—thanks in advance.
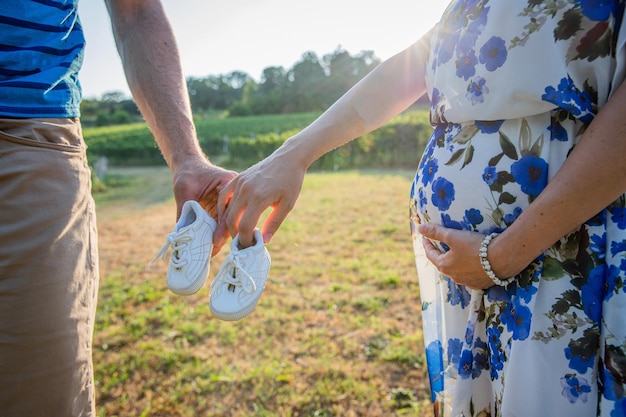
[217,152,306,248]
[418,223,497,290]
[171,156,237,255]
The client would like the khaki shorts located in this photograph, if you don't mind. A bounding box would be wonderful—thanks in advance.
[0,118,98,417]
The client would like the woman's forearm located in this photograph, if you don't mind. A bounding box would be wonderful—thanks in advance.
[278,34,432,169]
[490,80,626,277]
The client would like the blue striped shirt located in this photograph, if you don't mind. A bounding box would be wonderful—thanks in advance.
[0,0,85,118]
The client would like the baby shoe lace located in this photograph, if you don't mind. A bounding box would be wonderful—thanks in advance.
[149,231,192,270]
[220,253,256,294]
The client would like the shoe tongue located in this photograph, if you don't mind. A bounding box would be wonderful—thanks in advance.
[175,211,197,232]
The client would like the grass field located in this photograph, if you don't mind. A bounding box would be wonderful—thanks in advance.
[94,167,433,417]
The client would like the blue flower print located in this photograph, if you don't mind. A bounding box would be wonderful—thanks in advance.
[565,346,596,374]
[472,338,489,379]
[590,232,607,260]
[486,284,512,303]
[482,166,498,185]
[421,158,439,186]
[503,207,523,226]
[588,209,607,227]
[458,31,478,55]
[548,121,568,141]
[602,366,620,401]
[487,325,501,348]
[436,31,460,67]
[456,50,478,80]
[464,209,484,227]
[580,0,613,21]
[557,77,594,114]
[581,265,605,323]
[463,0,481,15]
[487,326,505,379]
[426,340,444,399]
[446,277,471,307]
[479,36,507,71]
[467,76,489,104]
[430,88,443,113]
[605,265,621,301]
[441,213,466,230]
[417,189,428,212]
[611,240,626,257]
[513,282,537,304]
[423,136,437,161]
[459,349,474,379]
[611,398,626,417]
[465,320,476,345]
[467,4,489,32]
[542,77,594,123]
[448,338,463,365]
[611,206,626,229]
[490,349,505,380]
[476,119,504,134]
[511,155,548,196]
[501,300,532,340]
[560,375,591,404]
[431,177,455,211]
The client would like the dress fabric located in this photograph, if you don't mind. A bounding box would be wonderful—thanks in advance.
[409,1,626,416]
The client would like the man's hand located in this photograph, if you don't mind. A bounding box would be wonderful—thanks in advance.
[171,156,236,255]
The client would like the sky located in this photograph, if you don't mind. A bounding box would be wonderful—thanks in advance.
[77,0,449,99]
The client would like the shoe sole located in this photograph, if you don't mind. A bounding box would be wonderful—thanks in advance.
[168,263,210,296]
[210,299,261,321]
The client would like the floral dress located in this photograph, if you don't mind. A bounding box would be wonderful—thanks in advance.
[409,1,626,416]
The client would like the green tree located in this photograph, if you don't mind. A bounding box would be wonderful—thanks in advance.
[187,71,251,112]
[285,51,327,112]
[322,48,380,105]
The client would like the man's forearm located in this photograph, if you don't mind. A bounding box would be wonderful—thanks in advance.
[106,0,204,170]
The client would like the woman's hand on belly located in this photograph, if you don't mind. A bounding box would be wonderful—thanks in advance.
[418,223,499,290]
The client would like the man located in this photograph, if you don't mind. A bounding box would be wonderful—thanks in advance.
[0,1,234,415]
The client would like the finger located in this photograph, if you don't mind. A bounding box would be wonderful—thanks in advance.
[421,237,443,265]
[214,217,230,244]
[217,180,235,221]
[175,200,184,222]
[222,186,248,239]
[418,223,445,241]
[260,201,293,244]
[212,225,230,256]
[236,203,268,248]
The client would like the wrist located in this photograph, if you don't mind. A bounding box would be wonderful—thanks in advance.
[487,232,528,278]
[169,147,210,172]
[479,233,517,286]
[274,136,316,172]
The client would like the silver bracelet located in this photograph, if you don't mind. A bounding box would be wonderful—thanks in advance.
[479,232,516,286]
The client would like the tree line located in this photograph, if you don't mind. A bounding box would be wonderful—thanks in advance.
[81,47,426,127]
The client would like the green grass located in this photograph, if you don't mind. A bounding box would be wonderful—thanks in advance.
[94,168,432,417]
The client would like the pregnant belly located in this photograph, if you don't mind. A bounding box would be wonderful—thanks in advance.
[411,122,549,234]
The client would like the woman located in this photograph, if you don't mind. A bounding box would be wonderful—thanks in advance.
[218,1,626,415]
[413,1,626,415]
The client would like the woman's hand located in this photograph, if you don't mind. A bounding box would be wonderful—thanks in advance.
[217,151,307,248]
[418,223,497,290]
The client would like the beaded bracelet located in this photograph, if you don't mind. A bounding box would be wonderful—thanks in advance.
[478,232,516,286]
